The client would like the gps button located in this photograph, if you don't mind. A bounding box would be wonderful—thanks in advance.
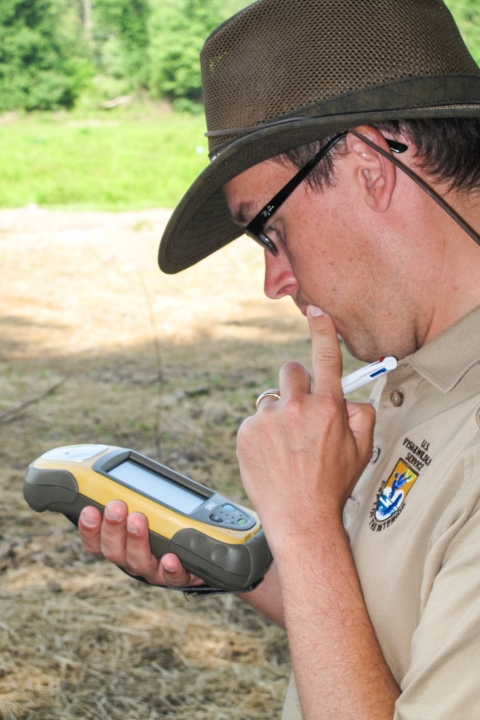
[222,503,236,512]
[209,514,223,523]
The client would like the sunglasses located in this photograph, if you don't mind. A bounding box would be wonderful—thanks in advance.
[245,130,480,254]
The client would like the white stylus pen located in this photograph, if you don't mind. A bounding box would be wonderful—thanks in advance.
[341,357,397,395]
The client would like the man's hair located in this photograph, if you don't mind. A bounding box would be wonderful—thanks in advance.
[276,118,480,194]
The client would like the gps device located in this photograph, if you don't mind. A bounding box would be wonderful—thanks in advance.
[23,444,272,592]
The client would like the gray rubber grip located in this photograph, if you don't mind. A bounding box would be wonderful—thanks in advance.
[23,465,272,591]
[23,465,79,511]
[170,528,272,592]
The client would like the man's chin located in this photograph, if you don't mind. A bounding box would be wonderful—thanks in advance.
[293,299,380,361]
[339,330,380,364]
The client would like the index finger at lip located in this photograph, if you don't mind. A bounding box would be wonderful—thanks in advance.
[307,306,343,397]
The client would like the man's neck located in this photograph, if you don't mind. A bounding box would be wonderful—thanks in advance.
[423,191,480,346]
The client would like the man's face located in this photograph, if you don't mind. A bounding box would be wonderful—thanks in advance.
[223,152,434,362]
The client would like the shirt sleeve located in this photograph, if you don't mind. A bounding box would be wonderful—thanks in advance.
[394,503,480,720]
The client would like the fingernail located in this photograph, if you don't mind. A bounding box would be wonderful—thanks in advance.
[307,305,324,318]
[81,514,97,528]
[163,566,175,575]
[105,506,121,521]
[127,521,139,535]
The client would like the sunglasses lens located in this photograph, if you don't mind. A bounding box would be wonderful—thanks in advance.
[261,234,279,255]
[246,230,278,255]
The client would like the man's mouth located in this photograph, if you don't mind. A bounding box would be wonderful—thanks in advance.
[294,293,312,317]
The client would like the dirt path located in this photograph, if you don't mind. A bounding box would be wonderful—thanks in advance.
[0,208,363,719]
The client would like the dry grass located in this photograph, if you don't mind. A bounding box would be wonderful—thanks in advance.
[0,207,365,718]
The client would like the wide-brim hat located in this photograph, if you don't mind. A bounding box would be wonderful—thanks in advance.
[159,0,480,274]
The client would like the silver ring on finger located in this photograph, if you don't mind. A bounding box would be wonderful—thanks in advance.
[255,389,281,409]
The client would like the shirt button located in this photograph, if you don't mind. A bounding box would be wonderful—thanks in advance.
[371,447,381,463]
[390,390,404,407]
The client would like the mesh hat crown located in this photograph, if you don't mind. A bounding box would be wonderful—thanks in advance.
[159,0,480,274]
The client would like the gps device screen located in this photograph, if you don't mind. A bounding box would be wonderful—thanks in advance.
[108,460,205,514]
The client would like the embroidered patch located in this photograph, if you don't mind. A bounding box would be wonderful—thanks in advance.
[369,458,419,532]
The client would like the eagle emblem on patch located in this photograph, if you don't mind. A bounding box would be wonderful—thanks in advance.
[369,458,419,532]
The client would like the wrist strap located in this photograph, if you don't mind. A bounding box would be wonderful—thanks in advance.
[118,565,262,596]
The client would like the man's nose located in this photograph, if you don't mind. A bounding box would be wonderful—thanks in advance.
[263,246,299,300]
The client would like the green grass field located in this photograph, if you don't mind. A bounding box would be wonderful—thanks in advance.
[0,113,209,210]
[0,0,477,211]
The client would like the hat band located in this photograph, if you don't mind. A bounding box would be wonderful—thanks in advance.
[205,117,306,138]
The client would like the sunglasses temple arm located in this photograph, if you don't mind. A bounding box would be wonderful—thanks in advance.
[253,132,348,227]
[349,129,480,248]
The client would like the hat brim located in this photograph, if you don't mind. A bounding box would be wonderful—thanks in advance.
[159,76,480,274]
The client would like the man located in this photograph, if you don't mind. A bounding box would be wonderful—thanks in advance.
[78,1,480,717]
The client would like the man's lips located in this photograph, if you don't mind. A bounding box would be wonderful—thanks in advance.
[291,292,307,316]
[293,293,332,324]
[295,295,314,317]
[298,298,342,336]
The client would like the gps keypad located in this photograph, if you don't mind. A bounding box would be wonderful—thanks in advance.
[210,502,251,526]
[191,493,256,530]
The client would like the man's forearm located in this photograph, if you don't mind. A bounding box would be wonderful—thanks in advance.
[236,310,398,717]
[237,561,285,627]
[276,516,400,720]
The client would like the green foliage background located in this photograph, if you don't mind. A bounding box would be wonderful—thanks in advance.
[0,0,249,112]
[147,0,226,111]
[0,0,93,112]
[0,0,478,211]
[0,0,478,113]
[445,0,480,65]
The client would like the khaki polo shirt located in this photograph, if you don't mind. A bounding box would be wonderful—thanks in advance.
[282,305,480,720]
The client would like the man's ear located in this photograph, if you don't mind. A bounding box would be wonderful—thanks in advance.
[345,125,397,213]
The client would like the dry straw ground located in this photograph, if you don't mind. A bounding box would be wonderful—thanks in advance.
[0,208,364,719]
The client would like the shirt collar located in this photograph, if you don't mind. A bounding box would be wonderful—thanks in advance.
[407,304,480,393]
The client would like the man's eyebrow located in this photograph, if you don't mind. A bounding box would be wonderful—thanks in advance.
[232,201,256,227]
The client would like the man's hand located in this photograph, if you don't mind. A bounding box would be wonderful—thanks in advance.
[236,305,375,552]
[237,306,399,719]
[78,501,205,587]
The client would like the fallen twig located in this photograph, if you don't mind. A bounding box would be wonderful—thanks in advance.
[0,379,67,424]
